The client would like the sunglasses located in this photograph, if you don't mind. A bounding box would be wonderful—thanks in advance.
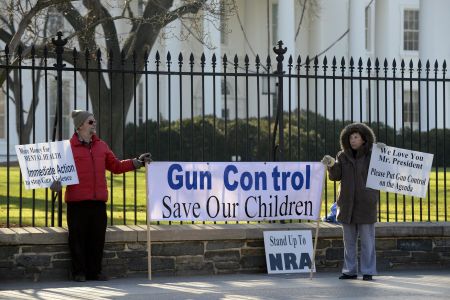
[87,120,96,125]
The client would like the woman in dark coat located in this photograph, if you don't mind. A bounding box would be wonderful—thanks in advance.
[322,122,383,281]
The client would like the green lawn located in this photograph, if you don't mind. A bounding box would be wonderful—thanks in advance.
[1,166,449,227]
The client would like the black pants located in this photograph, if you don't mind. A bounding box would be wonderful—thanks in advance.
[67,201,107,278]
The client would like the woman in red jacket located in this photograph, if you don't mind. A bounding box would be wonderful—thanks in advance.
[52,110,151,282]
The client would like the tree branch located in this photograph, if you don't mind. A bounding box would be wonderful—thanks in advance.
[56,1,95,52]
[163,0,205,27]
[122,0,206,59]
[0,28,13,44]
[9,0,70,53]
[83,0,120,56]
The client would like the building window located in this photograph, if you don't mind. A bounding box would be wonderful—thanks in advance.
[0,90,5,139]
[47,7,64,36]
[403,90,419,128]
[138,0,147,16]
[49,79,71,139]
[365,6,371,51]
[221,108,229,119]
[221,80,230,95]
[138,82,144,125]
[403,9,419,51]
[271,3,278,45]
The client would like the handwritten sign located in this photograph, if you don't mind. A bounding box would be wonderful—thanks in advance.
[15,141,79,189]
[366,145,433,197]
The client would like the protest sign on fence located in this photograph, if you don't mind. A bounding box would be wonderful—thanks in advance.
[366,145,433,198]
[15,141,79,189]
[147,162,326,222]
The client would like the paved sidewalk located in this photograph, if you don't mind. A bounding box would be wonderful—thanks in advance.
[1,270,450,300]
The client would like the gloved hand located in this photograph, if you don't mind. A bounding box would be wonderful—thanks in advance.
[321,155,335,167]
[133,153,152,169]
[49,180,62,192]
[138,153,152,164]
[376,142,386,148]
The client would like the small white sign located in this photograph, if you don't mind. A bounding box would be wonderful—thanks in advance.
[263,230,314,274]
[366,145,433,198]
[15,140,79,189]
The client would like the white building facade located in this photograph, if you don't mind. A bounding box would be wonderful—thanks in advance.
[1,0,449,160]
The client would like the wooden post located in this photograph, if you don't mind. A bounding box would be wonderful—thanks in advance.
[146,164,152,280]
[310,218,321,280]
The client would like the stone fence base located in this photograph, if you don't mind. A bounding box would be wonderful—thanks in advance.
[1,222,449,281]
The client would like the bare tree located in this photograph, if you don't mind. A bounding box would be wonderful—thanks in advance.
[0,0,233,153]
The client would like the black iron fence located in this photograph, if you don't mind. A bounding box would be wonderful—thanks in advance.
[0,33,449,227]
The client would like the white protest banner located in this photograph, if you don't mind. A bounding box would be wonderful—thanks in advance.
[366,145,433,197]
[147,162,325,222]
[263,230,314,274]
[15,141,79,190]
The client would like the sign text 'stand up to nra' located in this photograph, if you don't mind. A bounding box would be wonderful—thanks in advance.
[147,162,326,221]
[366,145,433,198]
[263,230,315,274]
[15,141,79,190]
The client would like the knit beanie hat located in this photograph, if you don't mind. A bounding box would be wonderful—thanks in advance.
[72,110,94,129]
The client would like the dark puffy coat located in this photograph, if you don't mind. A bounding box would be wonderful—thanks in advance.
[328,123,379,224]
[65,133,135,202]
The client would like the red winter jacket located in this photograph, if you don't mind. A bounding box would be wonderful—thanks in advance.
[65,133,135,202]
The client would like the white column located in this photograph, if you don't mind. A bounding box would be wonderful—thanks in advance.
[419,0,450,64]
[277,0,296,111]
[375,0,395,129]
[348,0,366,122]
[419,0,450,130]
[203,0,222,117]
[164,19,182,121]
[348,0,365,61]
[277,0,295,58]
[375,0,395,60]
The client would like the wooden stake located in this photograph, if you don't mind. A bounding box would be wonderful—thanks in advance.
[146,163,152,280]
